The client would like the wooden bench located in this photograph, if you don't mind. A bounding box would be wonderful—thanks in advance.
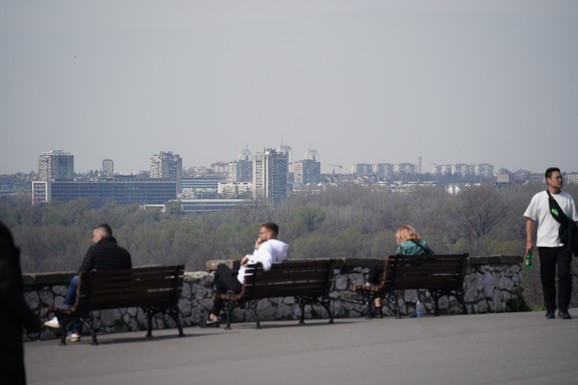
[47,265,185,345]
[353,254,468,317]
[214,259,335,329]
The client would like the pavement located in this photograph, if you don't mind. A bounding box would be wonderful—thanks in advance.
[25,309,578,385]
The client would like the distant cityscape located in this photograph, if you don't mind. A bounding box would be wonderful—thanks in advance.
[1,147,577,213]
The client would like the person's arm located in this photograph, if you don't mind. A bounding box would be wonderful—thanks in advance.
[249,243,274,271]
[525,218,535,255]
[77,245,96,273]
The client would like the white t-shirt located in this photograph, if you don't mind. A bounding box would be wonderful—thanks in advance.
[523,190,578,247]
[237,239,289,283]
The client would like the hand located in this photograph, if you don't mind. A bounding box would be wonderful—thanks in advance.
[240,255,249,266]
[525,241,534,256]
[254,238,263,250]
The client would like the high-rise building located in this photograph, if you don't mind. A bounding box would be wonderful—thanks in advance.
[237,146,252,161]
[373,163,394,179]
[350,163,373,176]
[253,148,289,203]
[294,149,321,185]
[394,163,417,176]
[228,147,253,182]
[228,160,252,182]
[38,150,74,181]
[102,159,114,177]
[474,163,494,178]
[150,151,183,193]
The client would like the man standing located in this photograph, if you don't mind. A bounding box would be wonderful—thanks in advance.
[206,222,289,326]
[524,167,578,319]
[44,224,132,341]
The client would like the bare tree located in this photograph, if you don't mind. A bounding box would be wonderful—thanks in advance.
[453,185,507,240]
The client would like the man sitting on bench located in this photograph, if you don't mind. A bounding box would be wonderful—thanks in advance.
[43,223,132,342]
[206,222,289,326]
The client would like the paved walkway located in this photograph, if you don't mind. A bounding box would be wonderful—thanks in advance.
[25,310,578,385]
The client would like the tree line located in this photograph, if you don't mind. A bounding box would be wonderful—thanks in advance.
[3,183,576,275]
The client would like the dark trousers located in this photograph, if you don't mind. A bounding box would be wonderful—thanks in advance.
[538,246,573,311]
[368,266,384,285]
[211,264,243,316]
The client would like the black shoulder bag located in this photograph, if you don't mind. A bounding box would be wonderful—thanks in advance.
[546,190,578,257]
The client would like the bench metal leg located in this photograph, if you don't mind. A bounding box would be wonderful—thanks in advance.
[78,316,98,345]
[222,301,240,330]
[297,295,334,325]
[143,305,185,337]
[247,300,261,329]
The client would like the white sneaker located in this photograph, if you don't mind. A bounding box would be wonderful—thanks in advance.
[43,316,60,329]
[66,332,81,343]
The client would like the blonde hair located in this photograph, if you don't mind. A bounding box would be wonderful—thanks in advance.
[395,225,420,244]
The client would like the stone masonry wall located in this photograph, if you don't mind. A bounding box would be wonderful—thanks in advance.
[23,256,524,341]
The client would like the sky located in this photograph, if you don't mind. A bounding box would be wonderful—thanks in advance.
[1,0,577,175]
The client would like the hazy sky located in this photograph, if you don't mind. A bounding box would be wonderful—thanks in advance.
[1,1,577,175]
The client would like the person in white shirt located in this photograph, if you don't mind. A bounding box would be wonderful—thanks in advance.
[524,167,578,320]
[207,222,289,326]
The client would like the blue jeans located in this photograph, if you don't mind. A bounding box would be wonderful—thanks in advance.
[64,275,79,306]
[62,275,81,332]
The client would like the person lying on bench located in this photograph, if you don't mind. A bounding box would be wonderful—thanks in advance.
[43,223,132,342]
[207,222,289,326]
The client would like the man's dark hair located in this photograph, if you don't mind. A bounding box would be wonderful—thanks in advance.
[545,167,561,179]
[261,222,279,237]
[95,223,112,237]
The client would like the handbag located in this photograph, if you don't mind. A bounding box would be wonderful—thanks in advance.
[547,190,578,257]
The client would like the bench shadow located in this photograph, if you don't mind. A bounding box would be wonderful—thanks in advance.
[226,318,356,330]
[85,333,189,346]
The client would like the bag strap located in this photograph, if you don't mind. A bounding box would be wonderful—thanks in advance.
[546,190,569,224]
[411,240,433,255]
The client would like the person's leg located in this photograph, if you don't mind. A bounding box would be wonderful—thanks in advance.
[538,247,557,317]
[63,275,79,306]
[209,264,242,320]
[45,275,81,333]
[63,275,83,335]
[556,247,573,317]
[367,266,384,315]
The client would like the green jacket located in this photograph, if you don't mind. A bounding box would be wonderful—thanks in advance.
[396,239,434,255]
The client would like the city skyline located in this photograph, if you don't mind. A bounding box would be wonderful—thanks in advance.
[24,146,505,176]
[2,1,577,175]
[4,145,576,178]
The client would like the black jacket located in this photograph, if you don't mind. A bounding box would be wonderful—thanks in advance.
[78,236,132,273]
[0,222,41,385]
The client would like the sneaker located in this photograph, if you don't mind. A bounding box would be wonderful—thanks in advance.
[558,310,572,320]
[66,332,81,343]
[43,316,60,329]
[205,318,220,327]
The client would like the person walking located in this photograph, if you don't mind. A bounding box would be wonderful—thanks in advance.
[524,167,578,319]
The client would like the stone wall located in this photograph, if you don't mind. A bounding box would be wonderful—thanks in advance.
[23,256,525,341]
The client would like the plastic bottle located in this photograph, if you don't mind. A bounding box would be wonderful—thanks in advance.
[524,251,532,269]
[416,299,425,317]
